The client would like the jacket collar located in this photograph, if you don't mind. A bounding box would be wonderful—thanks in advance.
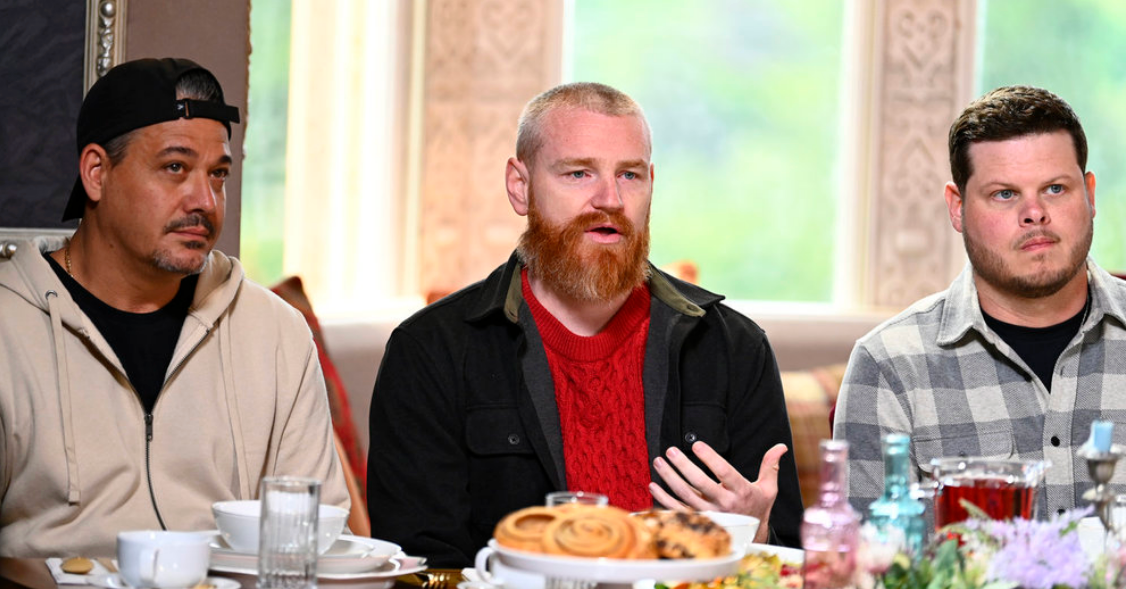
[466,251,722,324]
[937,257,1126,345]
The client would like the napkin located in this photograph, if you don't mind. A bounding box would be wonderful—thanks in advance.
[46,557,116,586]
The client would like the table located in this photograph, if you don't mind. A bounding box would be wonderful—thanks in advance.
[0,559,463,589]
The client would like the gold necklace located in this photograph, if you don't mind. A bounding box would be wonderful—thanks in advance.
[65,245,73,276]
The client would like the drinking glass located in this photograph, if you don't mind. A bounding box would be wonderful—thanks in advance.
[545,491,609,507]
[258,477,321,589]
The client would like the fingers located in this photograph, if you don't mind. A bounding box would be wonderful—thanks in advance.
[648,481,687,511]
[653,448,719,511]
[754,443,788,491]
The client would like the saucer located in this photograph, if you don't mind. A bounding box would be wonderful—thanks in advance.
[207,531,401,575]
[89,574,239,589]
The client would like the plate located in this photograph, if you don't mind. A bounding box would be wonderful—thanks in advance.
[488,540,743,583]
[745,543,804,565]
[89,574,239,589]
[208,553,427,581]
[208,532,402,575]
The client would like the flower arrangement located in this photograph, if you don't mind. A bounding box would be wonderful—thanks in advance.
[874,506,1126,589]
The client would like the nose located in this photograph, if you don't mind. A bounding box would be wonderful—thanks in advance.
[1019,194,1049,227]
[590,175,623,211]
[185,171,220,213]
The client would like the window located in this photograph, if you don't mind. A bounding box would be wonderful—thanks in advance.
[570,1,847,302]
[977,0,1126,272]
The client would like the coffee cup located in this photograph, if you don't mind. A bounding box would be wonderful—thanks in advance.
[116,530,210,589]
[474,545,545,589]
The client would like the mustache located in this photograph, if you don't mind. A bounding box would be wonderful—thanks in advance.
[1014,229,1059,248]
[164,214,215,236]
[568,210,635,237]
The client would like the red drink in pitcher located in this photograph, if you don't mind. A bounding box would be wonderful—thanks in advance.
[934,475,1035,529]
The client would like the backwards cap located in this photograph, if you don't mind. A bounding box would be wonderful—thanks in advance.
[62,57,241,221]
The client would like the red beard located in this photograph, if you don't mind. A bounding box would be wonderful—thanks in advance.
[517,193,650,302]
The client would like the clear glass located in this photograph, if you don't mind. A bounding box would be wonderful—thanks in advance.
[545,491,609,507]
[929,457,1048,530]
[801,440,860,589]
[258,477,321,589]
[572,1,845,302]
[867,434,926,557]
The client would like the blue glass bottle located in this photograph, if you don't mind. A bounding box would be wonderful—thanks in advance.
[867,433,926,558]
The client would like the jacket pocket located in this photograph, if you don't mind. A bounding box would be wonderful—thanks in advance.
[681,403,730,453]
[465,406,535,456]
[915,428,1014,476]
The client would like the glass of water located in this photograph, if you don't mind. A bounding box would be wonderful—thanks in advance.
[258,477,321,589]
[545,491,609,507]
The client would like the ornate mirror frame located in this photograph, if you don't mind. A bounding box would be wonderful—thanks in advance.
[0,0,128,258]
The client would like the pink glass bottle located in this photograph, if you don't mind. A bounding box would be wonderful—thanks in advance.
[801,439,861,589]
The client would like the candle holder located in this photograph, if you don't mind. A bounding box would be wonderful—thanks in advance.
[1078,444,1126,540]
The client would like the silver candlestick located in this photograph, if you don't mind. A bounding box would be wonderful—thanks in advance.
[1078,443,1126,540]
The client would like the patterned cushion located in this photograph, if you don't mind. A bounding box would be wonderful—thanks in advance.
[271,276,367,497]
[781,363,847,507]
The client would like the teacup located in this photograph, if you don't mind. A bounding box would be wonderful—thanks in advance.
[117,530,210,589]
[475,545,545,589]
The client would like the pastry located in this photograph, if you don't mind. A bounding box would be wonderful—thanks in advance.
[541,505,654,559]
[494,506,563,552]
[650,511,731,559]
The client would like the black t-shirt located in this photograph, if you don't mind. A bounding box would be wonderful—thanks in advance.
[45,252,197,413]
[982,296,1088,393]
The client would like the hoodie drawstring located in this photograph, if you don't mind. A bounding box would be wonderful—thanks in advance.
[46,290,81,504]
[217,316,251,498]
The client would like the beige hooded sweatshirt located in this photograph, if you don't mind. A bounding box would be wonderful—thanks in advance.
[0,236,348,557]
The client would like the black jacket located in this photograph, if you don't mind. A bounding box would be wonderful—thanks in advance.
[368,253,804,567]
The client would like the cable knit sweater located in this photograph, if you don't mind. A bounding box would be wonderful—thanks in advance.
[523,271,652,510]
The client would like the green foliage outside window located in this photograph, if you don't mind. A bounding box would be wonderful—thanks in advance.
[240,0,291,286]
[572,1,846,302]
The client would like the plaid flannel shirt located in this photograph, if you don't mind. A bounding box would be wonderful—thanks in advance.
[833,259,1126,521]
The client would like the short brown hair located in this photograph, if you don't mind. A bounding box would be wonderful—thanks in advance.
[948,85,1087,194]
[516,82,650,165]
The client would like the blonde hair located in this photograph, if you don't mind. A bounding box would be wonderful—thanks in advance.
[516,82,650,165]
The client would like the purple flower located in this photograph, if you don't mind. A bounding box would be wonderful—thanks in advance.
[981,511,1091,589]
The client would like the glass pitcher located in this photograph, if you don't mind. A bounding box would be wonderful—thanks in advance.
[929,457,1049,530]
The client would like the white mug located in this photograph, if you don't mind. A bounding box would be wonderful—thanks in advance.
[117,530,210,589]
[474,546,544,589]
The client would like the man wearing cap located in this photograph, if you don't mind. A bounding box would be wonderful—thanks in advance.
[0,58,348,557]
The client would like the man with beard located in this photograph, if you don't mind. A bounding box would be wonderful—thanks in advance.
[368,82,803,566]
[834,86,1126,520]
[0,58,347,557]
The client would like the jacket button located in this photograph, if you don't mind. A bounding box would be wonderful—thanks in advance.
[684,432,698,443]
[1051,436,1060,447]
[507,433,521,446]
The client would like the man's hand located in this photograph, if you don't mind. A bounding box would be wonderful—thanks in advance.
[649,441,788,544]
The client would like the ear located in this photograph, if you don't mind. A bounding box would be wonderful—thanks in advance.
[506,157,531,216]
[1085,171,1097,218]
[79,144,110,204]
[944,181,965,233]
[650,162,656,184]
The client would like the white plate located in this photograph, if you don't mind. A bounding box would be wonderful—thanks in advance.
[208,554,427,581]
[89,574,239,589]
[488,539,743,583]
[208,532,402,575]
[745,543,805,565]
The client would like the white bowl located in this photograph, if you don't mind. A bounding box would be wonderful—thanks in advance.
[212,500,348,555]
[701,511,760,553]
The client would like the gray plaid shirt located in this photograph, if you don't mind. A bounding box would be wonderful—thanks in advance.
[833,259,1126,521]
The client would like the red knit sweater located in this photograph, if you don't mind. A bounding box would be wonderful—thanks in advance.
[522,270,652,511]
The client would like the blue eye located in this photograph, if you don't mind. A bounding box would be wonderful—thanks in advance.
[994,189,1015,200]
[569,171,585,179]
[1047,184,1064,194]
[622,171,637,180]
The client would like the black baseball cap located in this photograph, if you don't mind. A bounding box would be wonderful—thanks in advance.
[62,57,242,221]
